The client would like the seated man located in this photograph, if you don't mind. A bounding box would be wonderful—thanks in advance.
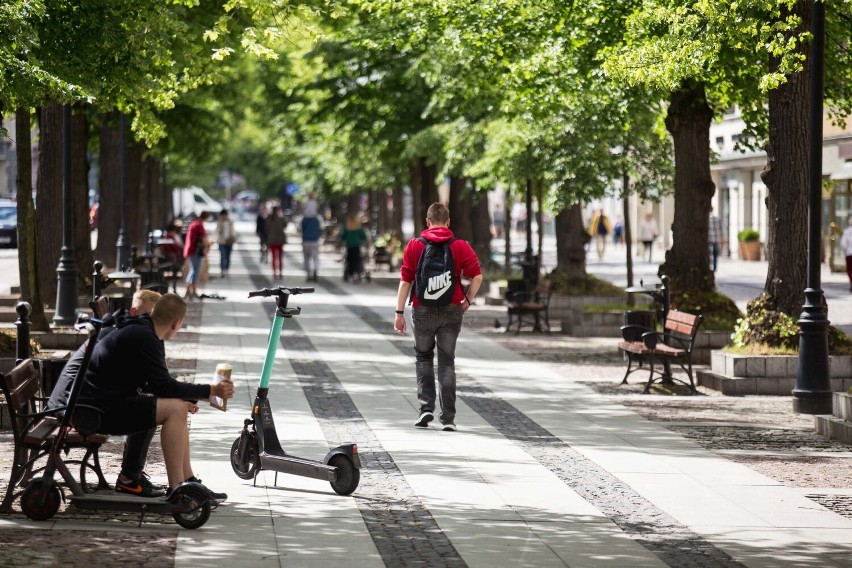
[79,293,234,498]
[47,289,165,496]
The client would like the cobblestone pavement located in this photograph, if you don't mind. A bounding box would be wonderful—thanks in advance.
[0,301,202,557]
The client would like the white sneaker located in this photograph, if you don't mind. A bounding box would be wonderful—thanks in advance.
[414,412,434,428]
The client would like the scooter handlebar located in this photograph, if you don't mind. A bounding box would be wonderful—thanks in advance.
[247,286,315,298]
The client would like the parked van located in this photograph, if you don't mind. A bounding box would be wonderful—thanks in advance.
[173,186,222,220]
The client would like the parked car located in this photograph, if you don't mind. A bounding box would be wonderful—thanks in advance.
[0,200,17,248]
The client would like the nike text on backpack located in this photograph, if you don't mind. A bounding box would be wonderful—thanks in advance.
[413,237,457,307]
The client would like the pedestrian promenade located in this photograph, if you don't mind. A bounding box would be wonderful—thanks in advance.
[1,232,851,567]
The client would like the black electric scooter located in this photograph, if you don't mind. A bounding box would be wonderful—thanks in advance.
[230,286,361,495]
[20,320,219,529]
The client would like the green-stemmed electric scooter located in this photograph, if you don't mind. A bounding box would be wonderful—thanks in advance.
[230,286,361,495]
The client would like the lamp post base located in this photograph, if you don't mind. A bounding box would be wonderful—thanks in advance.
[791,392,833,415]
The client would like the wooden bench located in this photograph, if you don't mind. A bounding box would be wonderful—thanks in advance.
[505,279,554,335]
[618,310,703,393]
[0,359,109,512]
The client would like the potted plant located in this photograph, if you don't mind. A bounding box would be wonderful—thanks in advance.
[737,228,761,261]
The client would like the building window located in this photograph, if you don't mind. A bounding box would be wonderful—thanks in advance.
[715,136,725,150]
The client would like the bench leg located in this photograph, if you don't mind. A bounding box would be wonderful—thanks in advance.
[643,360,655,394]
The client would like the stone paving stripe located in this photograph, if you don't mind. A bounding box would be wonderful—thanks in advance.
[330,286,748,568]
[244,250,467,568]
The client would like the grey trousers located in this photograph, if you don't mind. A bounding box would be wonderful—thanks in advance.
[412,305,463,425]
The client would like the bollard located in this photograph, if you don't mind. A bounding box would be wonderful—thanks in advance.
[15,301,32,365]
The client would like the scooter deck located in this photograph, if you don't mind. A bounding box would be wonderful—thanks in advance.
[259,451,336,482]
[69,493,175,514]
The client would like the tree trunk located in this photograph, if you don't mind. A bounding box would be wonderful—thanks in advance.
[554,204,587,279]
[503,186,512,275]
[391,186,404,237]
[410,159,424,234]
[760,1,810,316]
[346,191,361,219]
[15,108,49,331]
[468,181,493,270]
[127,140,145,251]
[36,102,63,307]
[536,180,544,271]
[660,81,716,292]
[447,176,473,242]
[71,104,93,288]
[95,112,120,268]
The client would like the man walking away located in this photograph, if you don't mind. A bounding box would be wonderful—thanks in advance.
[708,207,723,272]
[393,203,483,432]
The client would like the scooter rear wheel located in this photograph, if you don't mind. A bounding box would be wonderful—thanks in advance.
[328,455,360,496]
[230,435,260,480]
[21,479,62,521]
[171,485,211,529]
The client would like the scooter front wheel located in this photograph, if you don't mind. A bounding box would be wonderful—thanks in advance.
[171,485,212,529]
[328,455,360,496]
[230,435,260,480]
[21,479,62,521]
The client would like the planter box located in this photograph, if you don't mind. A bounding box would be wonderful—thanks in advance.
[814,392,852,444]
[697,351,852,395]
[738,241,762,261]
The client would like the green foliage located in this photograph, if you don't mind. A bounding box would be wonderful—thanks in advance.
[731,293,852,355]
[737,228,760,242]
[670,288,741,331]
[0,330,40,357]
[546,272,624,297]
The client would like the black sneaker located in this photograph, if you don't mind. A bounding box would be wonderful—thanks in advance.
[414,411,434,428]
[116,473,166,498]
[442,423,457,432]
[186,476,227,502]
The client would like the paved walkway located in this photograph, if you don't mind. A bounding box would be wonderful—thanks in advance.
[1,230,851,567]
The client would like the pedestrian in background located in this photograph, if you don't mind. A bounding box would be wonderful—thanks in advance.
[215,209,236,277]
[840,217,852,291]
[255,203,268,264]
[638,212,658,263]
[341,213,368,281]
[394,203,483,432]
[182,211,210,299]
[588,209,611,260]
[708,207,723,272]
[301,208,321,282]
[266,205,287,280]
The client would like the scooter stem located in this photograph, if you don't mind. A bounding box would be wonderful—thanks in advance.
[259,315,284,390]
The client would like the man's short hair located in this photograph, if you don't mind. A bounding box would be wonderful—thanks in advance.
[151,293,187,327]
[132,289,162,310]
[426,202,450,223]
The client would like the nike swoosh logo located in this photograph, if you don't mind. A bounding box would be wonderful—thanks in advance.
[424,281,453,300]
[119,484,143,494]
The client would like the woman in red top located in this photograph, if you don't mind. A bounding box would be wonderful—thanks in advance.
[182,211,210,299]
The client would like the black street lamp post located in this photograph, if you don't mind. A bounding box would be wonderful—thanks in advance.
[115,112,130,271]
[53,104,78,326]
[794,0,832,415]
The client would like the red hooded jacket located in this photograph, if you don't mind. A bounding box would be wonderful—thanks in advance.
[400,226,482,307]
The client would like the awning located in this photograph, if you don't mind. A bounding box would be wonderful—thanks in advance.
[831,160,852,180]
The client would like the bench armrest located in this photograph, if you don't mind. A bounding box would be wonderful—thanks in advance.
[621,324,653,342]
[641,331,689,351]
[505,290,532,303]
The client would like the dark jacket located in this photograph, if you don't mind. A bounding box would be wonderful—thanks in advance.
[47,313,121,414]
[80,315,210,405]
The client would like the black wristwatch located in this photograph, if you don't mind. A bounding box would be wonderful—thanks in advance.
[395,310,404,315]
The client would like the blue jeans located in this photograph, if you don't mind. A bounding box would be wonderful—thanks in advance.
[219,243,233,273]
[186,253,203,284]
[412,305,463,425]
